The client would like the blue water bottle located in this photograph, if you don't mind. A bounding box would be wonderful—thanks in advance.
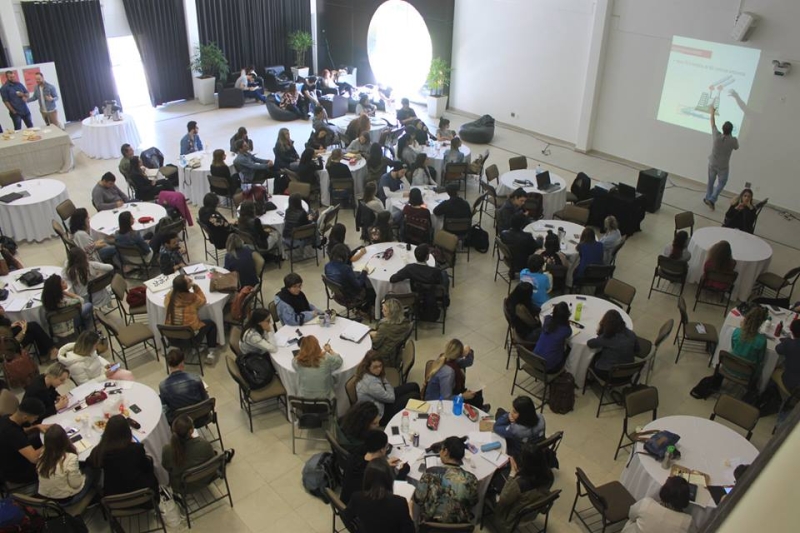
[452,394,464,416]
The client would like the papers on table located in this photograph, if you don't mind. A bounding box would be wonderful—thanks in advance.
[73,438,91,453]
[275,331,294,347]
[404,399,430,413]
[339,321,371,343]
[481,449,510,469]
[144,273,178,293]
[388,432,406,446]
[183,264,207,275]
[394,480,416,502]
[2,298,30,312]
[467,431,494,445]
[394,445,424,466]
[671,464,710,487]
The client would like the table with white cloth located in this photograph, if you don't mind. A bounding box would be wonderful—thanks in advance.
[352,242,436,320]
[271,317,372,416]
[255,195,309,255]
[44,380,172,484]
[317,152,368,206]
[80,114,141,159]
[524,220,583,287]
[0,265,63,324]
[712,306,791,392]
[686,227,772,302]
[497,169,567,219]
[385,401,506,522]
[177,150,236,205]
[620,415,758,530]
[0,127,74,176]
[89,202,167,239]
[421,143,472,181]
[387,186,449,232]
[0,178,68,242]
[145,265,231,346]
[368,117,388,143]
[539,295,634,388]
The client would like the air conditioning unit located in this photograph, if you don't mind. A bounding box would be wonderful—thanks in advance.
[731,12,758,42]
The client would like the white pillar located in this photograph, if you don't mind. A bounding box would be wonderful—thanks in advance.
[575,0,612,152]
[183,0,200,98]
[0,0,27,65]
[310,0,319,74]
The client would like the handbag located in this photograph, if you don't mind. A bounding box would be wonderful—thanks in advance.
[210,271,239,293]
[137,216,154,224]
[642,430,681,460]
[158,486,184,529]
[85,390,107,406]
[126,286,147,307]
[95,333,109,355]
[19,270,43,287]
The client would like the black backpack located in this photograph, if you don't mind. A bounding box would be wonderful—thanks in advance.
[302,452,338,502]
[468,224,489,253]
[690,374,723,400]
[548,372,576,414]
[236,353,275,390]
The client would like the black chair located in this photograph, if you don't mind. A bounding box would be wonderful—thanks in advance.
[752,198,768,233]
[494,237,516,294]
[648,255,688,299]
[355,201,377,242]
[569,467,634,533]
[198,222,225,266]
[101,488,166,533]
[225,351,287,433]
[694,270,738,315]
[716,350,759,396]
[572,265,615,295]
[157,324,205,376]
[482,489,561,533]
[172,397,225,450]
[322,274,369,319]
[442,162,468,195]
[287,223,319,270]
[323,487,360,533]
[413,282,448,334]
[288,397,336,454]
[174,454,234,528]
[614,386,658,460]
[566,172,592,203]
[325,429,351,485]
[674,297,718,365]
[512,345,566,413]
[583,359,647,418]
[754,266,800,301]
[207,175,237,217]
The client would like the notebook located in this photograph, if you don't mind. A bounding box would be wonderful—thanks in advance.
[0,191,29,203]
[183,264,207,275]
[144,273,178,293]
[339,322,371,343]
[404,399,430,413]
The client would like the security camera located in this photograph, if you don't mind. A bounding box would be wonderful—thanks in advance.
[773,60,791,76]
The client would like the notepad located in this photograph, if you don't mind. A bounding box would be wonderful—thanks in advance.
[183,264,207,275]
[339,322,371,343]
[3,298,28,312]
[394,481,416,502]
[144,273,178,293]
[404,399,430,413]
[481,450,510,468]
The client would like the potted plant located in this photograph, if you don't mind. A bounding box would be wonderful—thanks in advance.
[426,57,452,118]
[288,30,314,80]
[189,42,229,105]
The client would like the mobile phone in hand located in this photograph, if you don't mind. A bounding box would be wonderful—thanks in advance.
[108,363,120,373]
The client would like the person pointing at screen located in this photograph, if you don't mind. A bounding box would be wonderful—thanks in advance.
[703,104,739,211]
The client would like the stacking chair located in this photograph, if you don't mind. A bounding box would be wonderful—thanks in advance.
[480,172,503,227]
[345,374,358,406]
[674,297,718,365]
[482,489,561,533]
[267,301,280,331]
[207,175,237,217]
[287,181,313,203]
[509,156,527,171]
[0,168,23,186]
[553,205,590,226]
[674,211,694,236]
[442,215,472,263]
[609,237,626,266]
[572,265,615,295]
[754,266,800,301]
[413,282,448,334]
[512,345,565,412]
[569,467,635,533]
[400,339,416,384]
[322,274,369,319]
[198,222,225,266]
[694,270,738,315]
[110,274,147,325]
[325,430,352,486]
[602,278,636,313]
[174,454,234,528]
[225,351,287,432]
[318,205,341,256]
[12,491,95,521]
[715,351,758,396]
[0,388,19,416]
[288,396,336,454]
[584,359,647,418]
[55,199,76,232]
[614,386,658,460]
[116,243,156,280]
[638,319,674,384]
[442,162,468,195]
[567,172,592,204]
[45,303,83,345]
[648,255,688,299]
[494,237,516,294]
[330,178,355,209]
[419,523,474,533]
[710,394,759,440]
[433,230,458,287]
[751,198,768,233]
[96,312,158,370]
[323,487,359,533]
[385,327,415,387]
[52,219,76,257]
[101,488,166,533]
[157,324,204,376]
[287,223,319,270]
[155,217,190,262]
[172,397,225,450]
[87,269,116,322]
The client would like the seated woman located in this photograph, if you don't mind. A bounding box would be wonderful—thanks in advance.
[362,182,386,215]
[366,143,393,186]
[282,193,318,248]
[587,309,640,380]
[88,414,159,496]
[335,401,381,454]
[398,129,421,166]
[534,302,573,372]
[355,94,377,117]
[292,335,343,399]
[519,255,552,308]
[775,319,800,395]
[370,298,411,368]
[280,84,306,119]
[575,227,604,279]
[622,476,694,533]
[537,230,567,267]
[223,233,260,287]
[703,240,737,290]
[327,224,366,263]
[58,330,133,384]
[69,207,115,263]
[436,117,456,141]
[723,188,757,234]
[342,458,415,533]
[37,425,95,506]
[599,215,622,265]
[505,283,541,343]
[240,308,277,355]
[347,132,372,158]
[493,396,546,459]
[229,127,253,153]
[324,244,375,313]
[198,193,233,250]
[401,188,432,245]
[62,247,114,309]
[355,351,421,425]
[409,152,436,187]
[210,149,241,192]
[128,155,174,201]
[0,306,57,361]
[442,137,466,164]
[41,274,92,341]
[164,274,218,351]
[161,414,217,493]
[296,147,324,187]
[491,442,555,533]
[238,201,279,254]
[663,230,691,262]
[115,211,153,263]
[346,115,371,145]
[273,128,301,171]
[369,211,394,244]
[274,273,322,326]
[312,106,342,146]
[424,339,487,410]
[730,306,768,380]
[326,148,353,183]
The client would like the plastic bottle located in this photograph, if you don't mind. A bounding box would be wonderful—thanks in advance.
[452,394,464,416]
[437,396,444,417]
[662,445,675,469]
[575,302,583,321]
[401,411,410,434]
[180,154,186,166]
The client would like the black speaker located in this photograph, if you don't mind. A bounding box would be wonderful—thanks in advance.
[636,168,668,213]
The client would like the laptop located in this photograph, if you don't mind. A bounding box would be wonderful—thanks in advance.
[536,171,559,192]
[616,182,637,199]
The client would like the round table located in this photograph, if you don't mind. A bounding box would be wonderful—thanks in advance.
[254,195,309,255]
[525,220,583,286]
[80,114,141,159]
[686,227,772,302]
[387,186,449,231]
[317,152,368,206]
[497,169,567,219]
[620,415,758,530]
[177,150,236,205]
[0,178,68,242]
[0,265,63,325]
[351,242,436,320]
[271,317,372,416]
[385,401,505,522]
[90,202,167,239]
[539,295,634,388]
[44,380,171,484]
[368,117,389,143]
[421,143,472,181]
[145,264,231,346]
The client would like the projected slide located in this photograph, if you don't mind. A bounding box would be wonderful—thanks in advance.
[657,36,761,135]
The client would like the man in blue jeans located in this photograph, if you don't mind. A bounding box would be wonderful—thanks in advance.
[0,70,33,130]
[703,104,739,210]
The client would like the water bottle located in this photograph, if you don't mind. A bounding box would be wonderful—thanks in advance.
[575,302,583,321]
[437,396,444,417]
[401,411,410,434]
[535,164,544,175]
[452,394,464,416]
[180,154,186,166]
[661,445,676,470]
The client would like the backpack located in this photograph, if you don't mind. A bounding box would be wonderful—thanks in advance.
[242,185,273,217]
[548,372,576,414]
[0,337,38,389]
[0,236,18,256]
[236,352,275,389]
[230,286,255,322]
[126,286,147,308]
[468,224,489,253]
[690,374,722,400]
[302,452,338,502]
[0,497,43,533]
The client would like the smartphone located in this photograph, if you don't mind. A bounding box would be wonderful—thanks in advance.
[108,389,122,395]
[130,404,141,414]
[69,434,83,443]
[73,404,85,412]
[391,426,400,436]
[418,413,429,420]
[65,427,79,436]
[108,363,121,373]
[576,296,587,301]
[287,338,298,345]
[127,418,141,430]
[104,382,116,388]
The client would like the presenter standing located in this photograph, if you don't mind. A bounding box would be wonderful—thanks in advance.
[28,72,62,129]
[703,104,739,210]
[0,70,33,130]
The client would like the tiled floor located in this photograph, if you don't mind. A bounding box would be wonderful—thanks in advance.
[10,97,797,532]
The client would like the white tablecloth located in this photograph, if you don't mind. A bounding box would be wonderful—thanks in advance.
[0,127,74,176]
[539,295,634,387]
[146,265,231,346]
[90,202,167,239]
[525,220,583,287]
[178,151,237,205]
[271,318,372,416]
[620,415,758,530]
[44,380,171,484]
[712,307,790,392]
[421,143,472,180]
[352,242,436,319]
[0,178,68,242]
[317,153,367,206]
[497,170,567,219]
[80,114,141,160]
[385,401,505,522]
[0,265,63,325]
[387,187,449,232]
[687,227,772,302]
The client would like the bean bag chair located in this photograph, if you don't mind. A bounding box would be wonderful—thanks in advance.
[459,114,495,144]
[266,95,297,122]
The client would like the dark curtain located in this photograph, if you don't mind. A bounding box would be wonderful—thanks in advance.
[196,0,312,79]
[22,0,118,122]
[0,36,8,69]
[123,0,193,106]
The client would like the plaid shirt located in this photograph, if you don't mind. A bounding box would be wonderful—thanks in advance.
[159,371,207,421]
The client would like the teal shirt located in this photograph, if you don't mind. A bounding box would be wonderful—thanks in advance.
[730,328,766,379]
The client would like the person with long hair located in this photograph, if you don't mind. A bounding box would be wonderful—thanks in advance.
[622,476,693,533]
[296,147,324,186]
[326,148,354,184]
[69,207,116,263]
[0,306,57,361]
[342,457,415,533]
[198,193,233,250]
[355,351,421,425]
[664,230,691,262]
[587,309,640,379]
[335,401,381,453]
[370,298,411,368]
[534,301,573,372]
[223,233,260,287]
[346,114,371,145]
[443,136,465,164]
[723,188,757,234]
[273,128,301,171]
[366,142,392,185]
[88,414,158,496]
[704,240,737,290]
[355,94,377,117]
[398,128,421,166]
[36,424,95,504]
[505,283,541,342]
[436,117,456,141]
[279,84,306,119]
[58,330,134,384]
[210,149,241,192]
[327,223,366,262]
[229,127,253,153]
[493,396,546,459]
[240,308,277,355]
[410,152,436,186]
[492,442,555,533]
[369,211,394,244]
[128,155,174,201]
[41,274,91,339]
[237,200,279,252]
[347,132,372,157]
[412,436,479,524]
[401,187,432,245]
[575,227,604,278]
[160,414,216,492]
[282,192,317,247]
[114,211,153,263]
[292,335,343,399]
[274,273,321,326]
[62,246,114,309]
[537,230,567,267]
[424,339,486,409]
[164,274,218,350]
[599,215,622,265]
[340,429,409,504]
[730,306,769,380]
[324,243,375,313]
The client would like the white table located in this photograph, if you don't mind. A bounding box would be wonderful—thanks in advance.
[271,318,372,416]
[497,170,567,219]
[712,306,791,392]
[80,114,141,160]
[421,143,472,180]
[0,178,68,242]
[146,265,231,346]
[178,150,237,205]
[385,401,506,522]
[90,202,167,239]
[387,186,449,231]
[686,227,772,302]
[44,380,171,484]
[525,220,583,287]
[620,415,758,530]
[254,195,309,255]
[0,127,74,176]
[539,295,634,388]
[352,242,436,320]
[317,153,368,206]
[0,265,63,325]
